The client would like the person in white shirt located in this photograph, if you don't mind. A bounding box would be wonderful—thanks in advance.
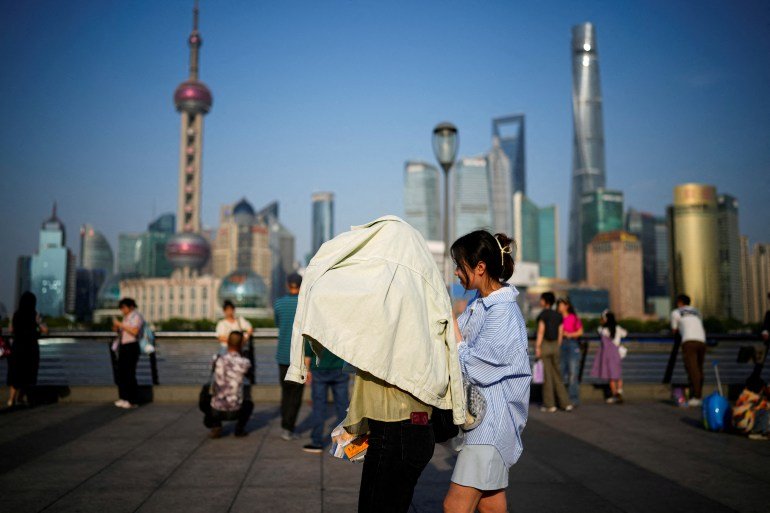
[670,294,707,407]
[215,300,253,355]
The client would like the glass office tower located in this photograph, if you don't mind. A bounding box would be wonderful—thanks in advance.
[492,115,526,196]
[311,192,335,256]
[79,224,114,276]
[404,161,441,241]
[538,206,558,278]
[513,192,559,279]
[581,189,623,274]
[31,206,76,317]
[454,156,491,239]
[717,194,744,320]
[568,22,606,282]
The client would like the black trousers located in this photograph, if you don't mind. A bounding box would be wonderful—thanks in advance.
[278,364,304,432]
[358,419,435,513]
[203,400,254,433]
[117,342,140,403]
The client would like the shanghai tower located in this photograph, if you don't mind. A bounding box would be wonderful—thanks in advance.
[567,22,606,282]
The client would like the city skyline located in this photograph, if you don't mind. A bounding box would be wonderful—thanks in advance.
[1,1,770,309]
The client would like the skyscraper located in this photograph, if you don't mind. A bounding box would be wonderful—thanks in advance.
[14,256,31,309]
[166,1,212,272]
[717,195,744,321]
[513,192,558,278]
[257,201,296,301]
[741,240,770,323]
[454,156,491,238]
[117,233,142,274]
[538,205,559,279]
[586,231,644,320]
[668,184,720,318]
[212,198,272,295]
[492,114,526,196]
[487,137,514,236]
[403,161,441,241]
[311,192,335,256]
[568,22,606,282]
[581,189,624,275]
[625,209,670,316]
[79,224,114,276]
[30,204,76,317]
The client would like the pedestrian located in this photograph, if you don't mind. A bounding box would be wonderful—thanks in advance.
[215,300,253,356]
[670,294,707,407]
[591,310,627,404]
[301,340,348,453]
[284,216,465,513]
[7,292,47,407]
[112,297,143,409]
[274,272,304,441]
[557,297,584,406]
[443,231,531,513]
[203,330,254,438]
[535,292,573,413]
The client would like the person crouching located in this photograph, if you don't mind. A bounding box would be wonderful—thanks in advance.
[203,330,254,438]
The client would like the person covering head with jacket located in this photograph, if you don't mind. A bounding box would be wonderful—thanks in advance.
[444,230,531,513]
[286,216,465,513]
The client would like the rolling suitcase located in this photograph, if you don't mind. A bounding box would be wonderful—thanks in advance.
[702,361,729,432]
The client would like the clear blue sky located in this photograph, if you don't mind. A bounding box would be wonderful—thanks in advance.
[1,0,769,310]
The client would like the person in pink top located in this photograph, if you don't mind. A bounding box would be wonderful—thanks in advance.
[557,298,584,406]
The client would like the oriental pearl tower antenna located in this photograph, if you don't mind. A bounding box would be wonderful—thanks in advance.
[166,0,213,273]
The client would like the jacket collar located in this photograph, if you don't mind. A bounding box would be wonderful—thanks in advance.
[477,284,518,308]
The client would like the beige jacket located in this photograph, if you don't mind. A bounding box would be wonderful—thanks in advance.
[285,216,466,424]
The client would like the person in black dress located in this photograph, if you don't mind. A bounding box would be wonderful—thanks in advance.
[7,292,47,407]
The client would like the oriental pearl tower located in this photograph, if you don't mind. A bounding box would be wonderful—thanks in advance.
[166,1,213,273]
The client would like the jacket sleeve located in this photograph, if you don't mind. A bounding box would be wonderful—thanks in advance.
[457,307,529,387]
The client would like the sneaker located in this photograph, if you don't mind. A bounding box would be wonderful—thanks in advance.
[748,433,769,441]
[280,429,296,441]
[564,405,574,412]
[209,427,223,439]
[115,400,136,409]
[302,444,323,454]
[687,398,702,407]
[605,396,618,404]
[539,406,557,413]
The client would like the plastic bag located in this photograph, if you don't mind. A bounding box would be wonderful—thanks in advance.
[329,421,368,463]
[532,360,544,384]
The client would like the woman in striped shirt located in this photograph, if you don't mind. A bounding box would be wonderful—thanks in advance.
[444,231,531,513]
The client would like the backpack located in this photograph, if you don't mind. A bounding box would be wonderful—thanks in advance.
[139,323,156,355]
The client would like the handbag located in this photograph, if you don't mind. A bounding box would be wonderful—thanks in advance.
[0,335,11,359]
[198,356,220,413]
[532,359,544,384]
[462,381,487,431]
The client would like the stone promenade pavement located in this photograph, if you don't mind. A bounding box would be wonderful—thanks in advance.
[0,401,768,513]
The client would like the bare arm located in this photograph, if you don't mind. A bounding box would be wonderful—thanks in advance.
[558,324,564,346]
[535,320,545,358]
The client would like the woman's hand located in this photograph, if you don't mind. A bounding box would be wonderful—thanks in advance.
[535,345,542,359]
[112,318,121,331]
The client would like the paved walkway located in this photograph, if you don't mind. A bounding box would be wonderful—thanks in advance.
[0,401,768,513]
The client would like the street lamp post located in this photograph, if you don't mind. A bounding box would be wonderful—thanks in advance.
[432,122,459,292]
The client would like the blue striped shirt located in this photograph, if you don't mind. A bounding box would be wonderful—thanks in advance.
[457,284,531,467]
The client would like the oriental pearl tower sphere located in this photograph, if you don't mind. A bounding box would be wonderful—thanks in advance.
[166,1,212,272]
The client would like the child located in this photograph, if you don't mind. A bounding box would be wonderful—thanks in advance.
[732,368,770,441]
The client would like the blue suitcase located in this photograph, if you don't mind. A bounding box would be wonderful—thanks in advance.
[702,361,730,432]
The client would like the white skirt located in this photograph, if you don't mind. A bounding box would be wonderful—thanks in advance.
[451,444,509,490]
